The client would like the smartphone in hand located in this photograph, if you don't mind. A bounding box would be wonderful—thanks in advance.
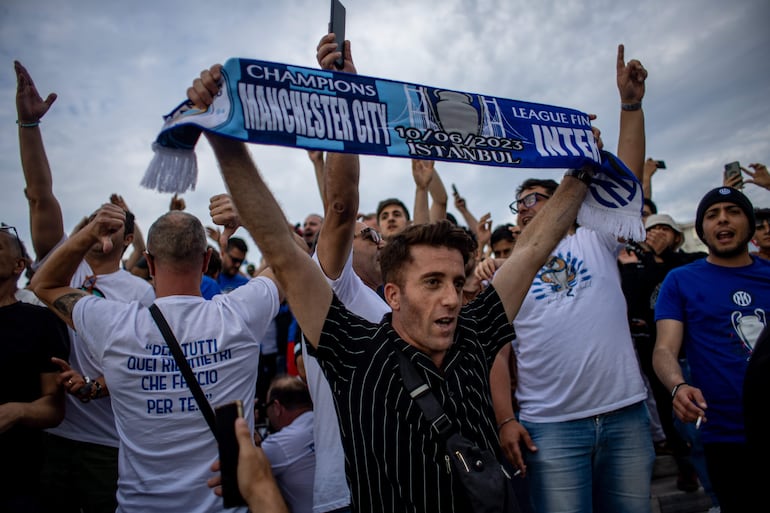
[724,161,743,189]
[655,160,666,169]
[451,183,459,196]
[329,0,346,69]
[215,400,247,508]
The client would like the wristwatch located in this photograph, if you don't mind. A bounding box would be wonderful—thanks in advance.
[563,167,593,186]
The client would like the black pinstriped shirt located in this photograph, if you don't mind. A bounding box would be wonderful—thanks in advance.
[315,285,516,513]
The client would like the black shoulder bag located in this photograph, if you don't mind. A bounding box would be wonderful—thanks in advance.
[149,304,246,508]
[396,350,521,513]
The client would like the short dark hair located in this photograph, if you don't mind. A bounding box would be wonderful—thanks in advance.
[491,224,515,246]
[376,198,411,221]
[516,178,559,198]
[379,220,477,287]
[226,237,248,254]
[268,375,312,411]
[644,198,658,214]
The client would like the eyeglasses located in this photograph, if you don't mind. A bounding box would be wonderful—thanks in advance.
[0,224,25,258]
[356,227,382,245]
[509,192,551,215]
[227,254,244,266]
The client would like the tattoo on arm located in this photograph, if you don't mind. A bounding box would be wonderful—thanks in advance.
[53,291,88,321]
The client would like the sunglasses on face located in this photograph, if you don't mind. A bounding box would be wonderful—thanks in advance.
[509,192,551,215]
[227,254,244,266]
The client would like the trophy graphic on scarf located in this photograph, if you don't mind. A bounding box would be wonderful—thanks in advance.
[433,90,481,138]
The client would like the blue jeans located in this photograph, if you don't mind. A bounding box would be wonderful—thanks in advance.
[521,401,654,513]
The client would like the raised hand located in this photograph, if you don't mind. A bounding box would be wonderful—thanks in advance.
[317,33,357,73]
[188,64,223,111]
[15,60,57,124]
[616,44,647,104]
[411,159,435,189]
[109,193,131,213]
[88,203,126,254]
[745,163,770,190]
[209,194,241,249]
[169,194,186,211]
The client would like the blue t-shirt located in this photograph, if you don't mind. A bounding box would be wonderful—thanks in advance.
[217,272,250,294]
[655,256,770,443]
[200,275,222,299]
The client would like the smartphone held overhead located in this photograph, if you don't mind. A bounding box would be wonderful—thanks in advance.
[329,0,346,69]
[724,161,743,188]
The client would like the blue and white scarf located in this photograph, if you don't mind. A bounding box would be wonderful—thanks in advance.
[143,58,644,240]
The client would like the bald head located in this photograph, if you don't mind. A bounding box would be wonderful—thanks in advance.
[147,211,207,271]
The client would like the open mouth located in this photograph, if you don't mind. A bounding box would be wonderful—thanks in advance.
[434,317,455,331]
[715,230,735,243]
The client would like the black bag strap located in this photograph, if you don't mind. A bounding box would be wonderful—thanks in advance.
[395,350,455,439]
[149,304,219,441]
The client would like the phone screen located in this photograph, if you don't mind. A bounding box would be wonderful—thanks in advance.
[215,400,246,508]
[329,0,346,69]
[724,161,743,188]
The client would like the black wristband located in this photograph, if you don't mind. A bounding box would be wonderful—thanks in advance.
[671,382,688,399]
[621,102,642,111]
[564,167,593,186]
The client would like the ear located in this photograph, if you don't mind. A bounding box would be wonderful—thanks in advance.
[123,233,134,247]
[145,252,156,278]
[13,257,26,277]
[383,282,401,311]
[202,247,212,274]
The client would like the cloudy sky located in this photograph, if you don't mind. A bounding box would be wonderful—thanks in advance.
[2,0,769,271]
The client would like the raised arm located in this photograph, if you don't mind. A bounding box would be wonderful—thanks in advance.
[15,60,64,259]
[453,189,479,236]
[110,194,145,271]
[307,151,327,211]
[313,33,361,279]
[31,203,126,328]
[492,173,588,321]
[188,64,332,346]
[642,158,658,200]
[411,159,432,225]
[205,133,332,347]
[616,44,647,182]
[427,164,448,222]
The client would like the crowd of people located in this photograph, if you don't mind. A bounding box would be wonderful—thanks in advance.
[3,28,769,513]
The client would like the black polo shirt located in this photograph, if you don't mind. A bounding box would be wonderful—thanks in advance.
[316,285,516,513]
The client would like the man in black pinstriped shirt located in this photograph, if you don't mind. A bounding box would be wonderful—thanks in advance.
[190,58,590,512]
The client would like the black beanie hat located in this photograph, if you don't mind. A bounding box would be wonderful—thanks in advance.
[695,187,755,242]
